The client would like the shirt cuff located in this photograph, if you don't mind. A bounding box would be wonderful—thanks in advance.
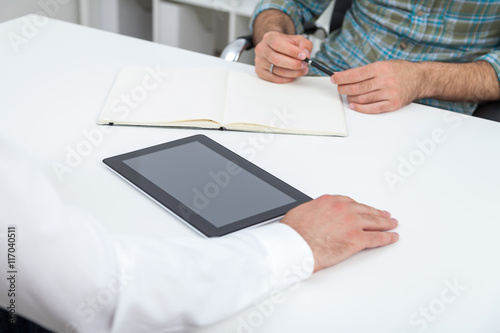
[242,222,314,291]
[475,51,500,82]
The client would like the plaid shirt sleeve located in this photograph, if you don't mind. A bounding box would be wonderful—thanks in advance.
[476,52,500,82]
[250,0,331,34]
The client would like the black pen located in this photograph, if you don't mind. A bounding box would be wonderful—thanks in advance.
[304,58,334,77]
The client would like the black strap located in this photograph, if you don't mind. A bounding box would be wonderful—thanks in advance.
[329,0,352,33]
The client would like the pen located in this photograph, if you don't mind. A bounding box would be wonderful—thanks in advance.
[304,58,334,77]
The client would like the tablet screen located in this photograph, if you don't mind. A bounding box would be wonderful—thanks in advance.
[103,135,311,237]
[123,141,295,228]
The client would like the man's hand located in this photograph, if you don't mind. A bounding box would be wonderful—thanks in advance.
[332,59,500,114]
[254,31,312,83]
[252,9,312,83]
[281,195,399,273]
[332,60,422,114]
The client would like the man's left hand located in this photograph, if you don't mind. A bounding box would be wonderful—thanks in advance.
[331,60,422,114]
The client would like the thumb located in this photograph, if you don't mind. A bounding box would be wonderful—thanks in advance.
[287,35,312,60]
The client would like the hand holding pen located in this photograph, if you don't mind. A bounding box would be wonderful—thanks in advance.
[254,31,313,83]
[253,25,415,115]
[303,58,335,77]
[253,31,335,82]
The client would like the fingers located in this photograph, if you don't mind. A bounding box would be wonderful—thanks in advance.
[331,60,417,113]
[343,84,404,113]
[268,33,311,61]
[258,63,309,84]
[332,65,376,86]
[349,101,401,114]
[360,214,398,231]
[347,90,384,105]
[254,32,312,83]
[323,197,399,239]
[337,78,377,96]
[257,69,299,83]
[282,194,400,273]
[349,204,399,249]
[344,200,388,217]
[364,231,400,249]
[296,36,313,55]
[335,202,397,233]
[333,68,392,113]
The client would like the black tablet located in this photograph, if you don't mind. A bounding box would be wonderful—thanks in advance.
[103,135,311,237]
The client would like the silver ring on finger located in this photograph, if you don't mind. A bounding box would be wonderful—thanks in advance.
[269,63,275,75]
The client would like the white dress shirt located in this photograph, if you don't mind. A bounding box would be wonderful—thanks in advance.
[0,139,313,333]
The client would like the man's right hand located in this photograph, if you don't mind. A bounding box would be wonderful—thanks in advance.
[254,31,312,83]
[252,9,312,83]
[281,195,399,273]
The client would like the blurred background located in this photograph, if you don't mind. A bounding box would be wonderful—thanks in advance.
[0,0,333,65]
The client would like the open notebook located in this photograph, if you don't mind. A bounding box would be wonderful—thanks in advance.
[97,67,348,137]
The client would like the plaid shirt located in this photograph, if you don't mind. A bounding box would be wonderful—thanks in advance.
[251,0,500,114]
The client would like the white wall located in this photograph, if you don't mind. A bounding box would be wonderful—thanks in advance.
[1,0,328,60]
[0,0,153,40]
[118,0,152,40]
[0,0,80,24]
[82,0,152,40]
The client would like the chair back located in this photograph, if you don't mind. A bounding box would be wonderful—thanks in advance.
[330,0,352,32]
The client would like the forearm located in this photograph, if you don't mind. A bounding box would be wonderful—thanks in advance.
[250,0,331,44]
[252,9,296,45]
[0,139,313,332]
[111,224,313,332]
[417,60,500,103]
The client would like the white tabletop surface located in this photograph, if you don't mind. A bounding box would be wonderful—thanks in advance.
[1,16,500,333]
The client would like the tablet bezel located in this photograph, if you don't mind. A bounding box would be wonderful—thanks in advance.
[103,134,311,237]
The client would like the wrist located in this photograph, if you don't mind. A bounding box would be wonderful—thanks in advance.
[413,61,434,100]
[253,9,295,44]
[411,61,500,103]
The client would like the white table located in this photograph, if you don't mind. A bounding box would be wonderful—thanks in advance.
[2,16,500,333]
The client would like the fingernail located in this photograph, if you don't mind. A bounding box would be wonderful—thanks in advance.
[391,218,398,226]
[382,210,391,217]
[304,67,309,75]
[306,49,311,58]
[392,232,400,240]
[330,76,335,84]
[349,103,355,110]
[301,62,307,69]
[298,52,306,60]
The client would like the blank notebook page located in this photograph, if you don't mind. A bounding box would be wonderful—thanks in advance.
[99,67,228,124]
[222,72,347,135]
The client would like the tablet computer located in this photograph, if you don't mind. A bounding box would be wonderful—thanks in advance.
[103,135,311,237]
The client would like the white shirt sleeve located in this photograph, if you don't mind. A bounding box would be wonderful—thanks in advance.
[0,139,314,333]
